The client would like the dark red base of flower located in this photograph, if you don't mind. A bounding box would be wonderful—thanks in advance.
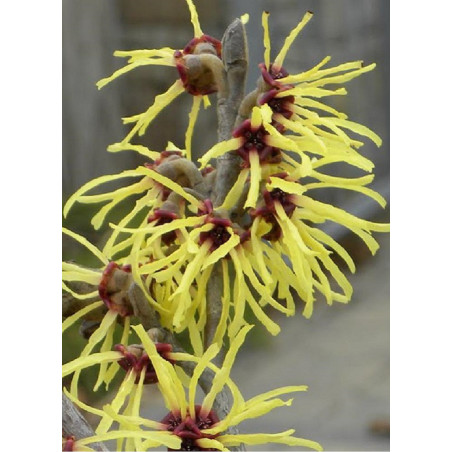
[114,343,173,384]
[250,173,297,241]
[62,436,75,451]
[98,262,133,317]
[162,405,220,451]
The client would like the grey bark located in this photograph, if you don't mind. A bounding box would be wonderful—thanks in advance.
[62,392,110,452]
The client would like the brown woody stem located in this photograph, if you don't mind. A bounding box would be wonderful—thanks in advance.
[62,392,109,452]
[213,18,248,206]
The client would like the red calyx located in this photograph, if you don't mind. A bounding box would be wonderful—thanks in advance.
[162,405,220,451]
[148,209,180,245]
[259,88,295,132]
[232,119,282,167]
[174,51,219,96]
[199,220,232,252]
[183,35,222,58]
[62,436,75,451]
[250,174,298,241]
[173,34,222,96]
[197,199,214,216]
[259,62,290,87]
[98,262,132,317]
[114,343,173,384]
[196,200,235,252]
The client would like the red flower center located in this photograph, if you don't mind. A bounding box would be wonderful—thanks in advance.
[250,175,297,241]
[259,62,290,87]
[259,88,295,132]
[199,218,232,252]
[114,343,173,384]
[233,120,281,166]
[162,405,220,451]
[148,209,180,245]
[196,200,235,252]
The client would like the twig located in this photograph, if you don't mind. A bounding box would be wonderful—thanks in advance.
[203,264,224,355]
[62,282,105,320]
[213,18,248,206]
[204,18,249,358]
[201,19,249,451]
[128,282,161,330]
[62,392,110,452]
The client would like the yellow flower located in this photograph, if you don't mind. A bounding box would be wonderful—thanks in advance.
[114,199,295,351]
[198,104,314,209]
[258,11,381,166]
[62,227,172,398]
[198,10,384,210]
[66,325,323,452]
[249,173,389,317]
[194,10,389,321]
[63,150,201,259]
[63,337,177,442]
[63,341,175,387]
[97,0,223,160]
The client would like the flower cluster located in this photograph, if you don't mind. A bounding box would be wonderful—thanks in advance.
[63,1,389,450]
[64,325,322,451]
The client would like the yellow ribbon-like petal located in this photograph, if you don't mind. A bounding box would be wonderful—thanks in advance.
[62,301,104,335]
[133,324,187,414]
[274,11,313,69]
[244,151,261,209]
[189,343,220,418]
[186,0,202,37]
[202,325,253,414]
[135,166,201,207]
[62,282,98,301]
[262,11,271,68]
[185,95,202,160]
[220,169,248,210]
[279,55,332,84]
[63,169,145,218]
[198,137,242,168]
[201,231,240,270]
[219,431,322,450]
[62,228,109,265]
[62,351,121,378]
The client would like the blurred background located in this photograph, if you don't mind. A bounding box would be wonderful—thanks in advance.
[63,1,389,450]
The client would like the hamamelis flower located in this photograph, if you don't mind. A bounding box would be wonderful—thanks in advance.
[115,200,294,349]
[205,100,376,215]
[258,11,382,159]
[66,325,323,452]
[249,173,389,317]
[96,0,224,160]
[63,341,174,388]
[63,150,202,259]
[63,338,176,443]
[62,228,173,398]
[198,104,313,209]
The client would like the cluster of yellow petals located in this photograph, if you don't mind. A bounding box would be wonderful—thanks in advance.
[62,3,390,451]
[64,325,322,451]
